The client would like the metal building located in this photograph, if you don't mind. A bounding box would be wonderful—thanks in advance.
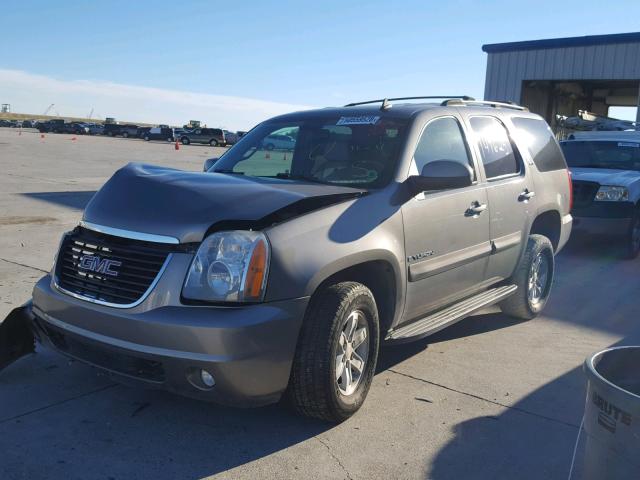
[482,32,640,128]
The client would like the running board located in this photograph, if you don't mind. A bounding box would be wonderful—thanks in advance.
[386,285,517,341]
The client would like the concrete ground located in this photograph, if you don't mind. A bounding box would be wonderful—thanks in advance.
[0,128,638,480]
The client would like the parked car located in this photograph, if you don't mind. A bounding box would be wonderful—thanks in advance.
[137,127,151,139]
[63,122,90,135]
[103,124,139,138]
[37,119,65,133]
[223,130,239,145]
[5,97,572,422]
[262,133,295,150]
[87,124,104,135]
[561,130,640,258]
[179,128,225,146]
[143,127,175,142]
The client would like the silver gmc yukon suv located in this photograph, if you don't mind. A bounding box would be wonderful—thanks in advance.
[2,97,573,422]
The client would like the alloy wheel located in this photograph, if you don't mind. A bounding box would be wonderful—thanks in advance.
[335,310,369,396]
[528,252,550,306]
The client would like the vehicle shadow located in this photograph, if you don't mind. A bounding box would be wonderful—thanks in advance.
[20,191,97,211]
[426,245,640,480]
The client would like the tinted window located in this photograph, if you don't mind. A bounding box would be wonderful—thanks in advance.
[561,141,640,171]
[470,116,520,179]
[512,117,566,171]
[413,117,475,179]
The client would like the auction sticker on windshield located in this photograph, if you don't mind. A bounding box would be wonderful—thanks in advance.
[336,116,380,126]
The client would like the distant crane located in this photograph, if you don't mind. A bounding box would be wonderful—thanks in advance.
[43,104,55,116]
[87,107,94,119]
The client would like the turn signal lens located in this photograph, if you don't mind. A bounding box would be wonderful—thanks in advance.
[244,238,269,301]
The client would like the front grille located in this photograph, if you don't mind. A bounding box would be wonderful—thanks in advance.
[41,321,165,382]
[572,180,599,209]
[55,227,172,306]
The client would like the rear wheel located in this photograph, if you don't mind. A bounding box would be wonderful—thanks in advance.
[626,212,640,259]
[287,282,379,422]
[500,234,554,320]
[209,139,218,146]
[122,132,129,138]
[144,135,150,141]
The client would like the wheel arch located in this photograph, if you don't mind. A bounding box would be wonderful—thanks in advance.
[305,255,403,338]
[529,209,561,252]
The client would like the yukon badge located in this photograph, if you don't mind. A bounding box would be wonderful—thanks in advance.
[407,250,435,263]
[78,255,122,277]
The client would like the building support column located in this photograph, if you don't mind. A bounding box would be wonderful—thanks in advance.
[636,82,640,126]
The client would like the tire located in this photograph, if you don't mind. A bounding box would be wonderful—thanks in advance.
[209,139,218,147]
[144,135,150,141]
[107,131,113,137]
[181,137,190,145]
[122,132,129,138]
[287,282,379,422]
[500,234,554,320]
[625,212,640,259]
[265,143,275,151]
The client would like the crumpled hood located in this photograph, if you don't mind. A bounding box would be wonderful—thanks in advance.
[83,163,364,243]
[570,167,640,187]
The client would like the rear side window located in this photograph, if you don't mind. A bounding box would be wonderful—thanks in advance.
[469,116,520,179]
[512,117,567,172]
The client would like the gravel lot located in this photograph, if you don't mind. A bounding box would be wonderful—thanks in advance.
[1,128,639,480]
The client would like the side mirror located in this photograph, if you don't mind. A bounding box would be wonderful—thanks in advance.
[203,157,219,172]
[405,160,473,196]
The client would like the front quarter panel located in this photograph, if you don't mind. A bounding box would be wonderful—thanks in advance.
[264,188,406,327]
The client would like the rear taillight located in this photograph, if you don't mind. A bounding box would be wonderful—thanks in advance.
[567,170,573,211]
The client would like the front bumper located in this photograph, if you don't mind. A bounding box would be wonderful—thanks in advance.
[571,202,634,236]
[31,272,308,407]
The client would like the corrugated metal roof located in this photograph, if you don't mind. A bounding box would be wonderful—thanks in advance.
[483,32,640,53]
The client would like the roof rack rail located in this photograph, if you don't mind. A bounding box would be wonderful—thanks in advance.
[344,96,475,111]
[441,99,528,111]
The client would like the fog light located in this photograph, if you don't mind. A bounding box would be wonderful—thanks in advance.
[200,369,215,387]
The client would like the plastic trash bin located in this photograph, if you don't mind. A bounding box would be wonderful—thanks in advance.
[582,346,640,479]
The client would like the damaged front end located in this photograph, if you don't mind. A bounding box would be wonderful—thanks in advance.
[0,302,35,373]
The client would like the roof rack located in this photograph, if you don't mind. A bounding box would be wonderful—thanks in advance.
[441,99,528,111]
[344,96,475,111]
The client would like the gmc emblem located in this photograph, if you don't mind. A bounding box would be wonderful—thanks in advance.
[78,255,122,277]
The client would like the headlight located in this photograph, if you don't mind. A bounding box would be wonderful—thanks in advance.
[182,231,269,303]
[595,186,629,202]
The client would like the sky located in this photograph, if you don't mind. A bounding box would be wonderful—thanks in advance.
[2,0,640,130]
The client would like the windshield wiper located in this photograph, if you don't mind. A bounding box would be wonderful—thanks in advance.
[274,173,328,184]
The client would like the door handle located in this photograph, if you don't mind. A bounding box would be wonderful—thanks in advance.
[519,189,536,201]
[466,201,487,216]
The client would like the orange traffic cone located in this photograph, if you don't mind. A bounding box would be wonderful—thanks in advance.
[174,140,180,150]
[266,152,271,160]
[71,137,77,142]
[18,130,21,136]
[40,134,45,140]
[283,153,287,162]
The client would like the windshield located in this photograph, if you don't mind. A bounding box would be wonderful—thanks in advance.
[561,140,640,171]
[211,116,409,188]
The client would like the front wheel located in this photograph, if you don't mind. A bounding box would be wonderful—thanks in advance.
[122,132,129,138]
[625,213,640,259]
[499,234,554,320]
[144,135,150,141]
[181,137,190,145]
[287,282,379,422]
